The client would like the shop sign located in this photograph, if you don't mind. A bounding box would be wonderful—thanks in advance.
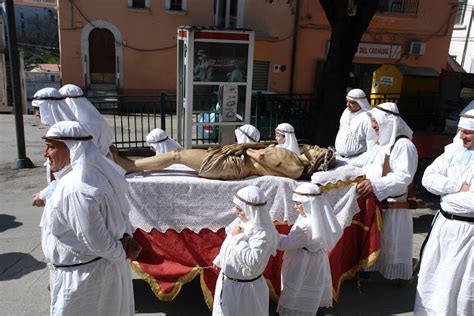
[380,76,394,86]
[355,43,401,59]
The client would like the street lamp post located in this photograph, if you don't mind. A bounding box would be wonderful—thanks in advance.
[3,0,35,170]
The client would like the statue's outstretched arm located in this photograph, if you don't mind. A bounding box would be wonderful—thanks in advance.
[221,143,268,155]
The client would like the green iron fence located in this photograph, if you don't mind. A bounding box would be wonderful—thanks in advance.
[88,92,442,150]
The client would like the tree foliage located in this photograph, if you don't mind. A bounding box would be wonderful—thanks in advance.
[314,0,379,145]
[267,0,379,145]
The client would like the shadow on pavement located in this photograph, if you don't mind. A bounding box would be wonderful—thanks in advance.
[0,252,46,281]
[133,278,211,315]
[321,272,417,315]
[413,214,435,234]
[0,214,23,232]
[133,277,278,316]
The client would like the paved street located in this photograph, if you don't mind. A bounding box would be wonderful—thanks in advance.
[0,114,439,315]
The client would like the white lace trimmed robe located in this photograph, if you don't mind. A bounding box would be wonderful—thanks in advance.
[354,138,418,280]
[414,149,474,316]
[212,225,275,316]
[335,108,370,159]
[277,216,333,316]
[41,168,134,316]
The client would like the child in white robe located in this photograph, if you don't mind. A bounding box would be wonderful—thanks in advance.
[212,185,279,316]
[274,123,300,155]
[146,128,182,155]
[277,183,343,316]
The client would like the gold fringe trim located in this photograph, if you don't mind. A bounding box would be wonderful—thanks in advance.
[351,220,370,231]
[332,203,382,301]
[332,249,380,302]
[266,277,280,302]
[199,268,214,310]
[130,261,201,302]
[319,176,365,192]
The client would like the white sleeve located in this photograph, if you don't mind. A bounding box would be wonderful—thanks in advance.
[372,139,418,201]
[232,229,269,271]
[442,192,474,215]
[278,224,309,251]
[422,153,464,195]
[63,192,125,263]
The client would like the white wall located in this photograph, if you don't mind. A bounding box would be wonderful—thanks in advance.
[449,0,474,73]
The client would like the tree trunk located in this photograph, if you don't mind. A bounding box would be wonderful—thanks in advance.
[312,0,378,146]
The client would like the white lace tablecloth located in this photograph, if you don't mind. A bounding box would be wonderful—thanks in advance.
[312,164,365,229]
[127,164,365,233]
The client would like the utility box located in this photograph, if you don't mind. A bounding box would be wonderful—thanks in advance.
[176,26,255,148]
[371,64,439,98]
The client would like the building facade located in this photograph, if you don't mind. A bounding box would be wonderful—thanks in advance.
[57,0,457,94]
[449,0,474,73]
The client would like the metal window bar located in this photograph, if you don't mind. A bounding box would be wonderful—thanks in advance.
[378,0,419,14]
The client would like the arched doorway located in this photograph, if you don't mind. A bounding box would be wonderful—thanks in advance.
[89,28,116,84]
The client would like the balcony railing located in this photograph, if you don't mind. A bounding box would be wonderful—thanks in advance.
[378,0,419,15]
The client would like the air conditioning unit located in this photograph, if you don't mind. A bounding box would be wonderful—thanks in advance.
[409,41,426,55]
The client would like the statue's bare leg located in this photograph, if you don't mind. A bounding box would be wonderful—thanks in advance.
[110,146,208,174]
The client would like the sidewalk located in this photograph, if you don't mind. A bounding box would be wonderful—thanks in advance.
[0,114,439,315]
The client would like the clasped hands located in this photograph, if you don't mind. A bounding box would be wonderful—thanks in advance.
[120,234,143,260]
[356,179,373,197]
[222,144,246,156]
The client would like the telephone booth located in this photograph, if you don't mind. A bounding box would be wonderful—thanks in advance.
[176,26,255,148]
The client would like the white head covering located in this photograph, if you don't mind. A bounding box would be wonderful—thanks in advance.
[232,185,278,256]
[346,88,371,111]
[292,183,342,250]
[44,121,130,220]
[458,107,474,131]
[446,101,474,154]
[59,84,114,156]
[235,124,260,144]
[275,123,300,155]
[368,102,413,148]
[146,128,182,155]
[32,87,76,126]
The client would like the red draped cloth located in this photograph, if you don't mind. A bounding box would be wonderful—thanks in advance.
[132,193,381,308]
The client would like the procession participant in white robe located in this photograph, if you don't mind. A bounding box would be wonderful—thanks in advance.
[146,128,182,155]
[40,121,138,316]
[59,84,114,157]
[335,89,372,161]
[274,123,300,155]
[32,88,77,207]
[414,109,474,316]
[444,100,474,154]
[32,87,76,126]
[277,183,343,316]
[353,102,418,280]
[235,124,260,144]
[212,185,278,316]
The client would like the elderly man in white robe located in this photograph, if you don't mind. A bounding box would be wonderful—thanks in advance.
[335,89,372,161]
[32,88,78,207]
[212,185,279,316]
[59,84,114,157]
[40,121,137,315]
[277,183,342,316]
[414,109,474,316]
[352,102,418,280]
